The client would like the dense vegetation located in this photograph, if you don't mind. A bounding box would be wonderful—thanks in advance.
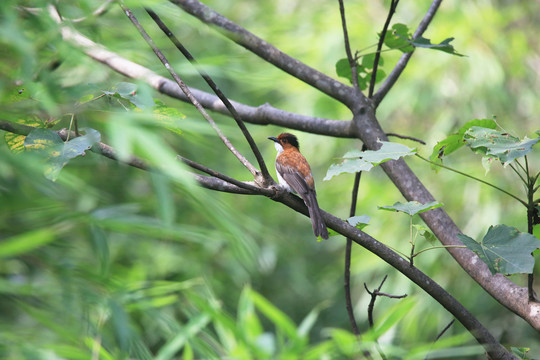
[1,0,539,359]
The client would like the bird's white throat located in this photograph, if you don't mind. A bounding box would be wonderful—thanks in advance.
[274,142,284,154]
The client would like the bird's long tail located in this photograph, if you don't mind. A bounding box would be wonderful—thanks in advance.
[304,191,329,239]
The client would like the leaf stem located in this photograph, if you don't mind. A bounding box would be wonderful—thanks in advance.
[413,245,466,258]
[415,154,527,207]
[508,163,527,186]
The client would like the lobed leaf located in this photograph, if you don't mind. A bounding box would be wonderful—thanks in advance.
[324,141,415,180]
[378,201,443,216]
[409,36,465,57]
[464,127,540,165]
[457,225,540,275]
[429,118,497,166]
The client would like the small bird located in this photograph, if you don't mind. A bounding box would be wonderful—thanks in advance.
[268,133,329,239]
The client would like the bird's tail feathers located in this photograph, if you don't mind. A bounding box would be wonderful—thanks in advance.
[304,192,329,240]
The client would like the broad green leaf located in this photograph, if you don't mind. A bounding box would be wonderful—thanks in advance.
[104,82,155,109]
[457,225,540,274]
[324,141,416,180]
[358,141,416,164]
[360,53,384,68]
[378,201,443,216]
[24,128,63,150]
[383,23,414,52]
[464,127,540,165]
[412,224,437,245]
[0,228,56,258]
[335,58,369,90]
[324,158,373,181]
[347,215,371,231]
[25,127,101,181]
[409,36,465,57]
[4,116,43,153]
[429,118,497,165]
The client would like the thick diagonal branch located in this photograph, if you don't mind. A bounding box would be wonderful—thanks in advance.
[170,0,355,106]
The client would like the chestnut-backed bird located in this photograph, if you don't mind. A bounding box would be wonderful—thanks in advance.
[268,133,329,239]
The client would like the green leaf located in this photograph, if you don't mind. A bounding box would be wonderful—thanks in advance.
[155,313,211,360]
[25,127,101,181]
[347,215,370,231]
[378,201,443,216]
[412,224,437,245]
[324,158,373,181]
[0,228,56,258]
[324,141,416,180]
[104,82,156,109]
[409,36,465,57]
[464,127,540,165]
[383,23,414,52]
[457,225,540,274]
[429,118,497,166]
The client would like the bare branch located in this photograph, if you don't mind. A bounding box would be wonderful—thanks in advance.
[369,0,399,98]
[337,0,360,93]
[120,5,263,181]
[372,0,443,106]
[49,16,355,138]
[169,0,356,107]
[145,8,273,185]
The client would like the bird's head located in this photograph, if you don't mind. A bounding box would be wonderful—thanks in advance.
[268,133,299,153]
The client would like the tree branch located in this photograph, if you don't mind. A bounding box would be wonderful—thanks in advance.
[51,18,355,137]
[372,0,443,106]
[369,0,399,98]
[169,0,356,107]
[145,7,273,185]
[338,0,360,93]
[120,5,263,182]
[0,118,515,358]
[45,0,540,334]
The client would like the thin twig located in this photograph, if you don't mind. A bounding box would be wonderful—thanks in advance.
[415,153,527,207]
[345,171,362,336]
[386,132,426,145]
[120,5,262,180]
[145,8,271,185]
[369,0,399,98]
[364,275,408,327]
[372,0,443,106]
[423,319,455,360]
[178,155,264,193]
[338,0,360,92]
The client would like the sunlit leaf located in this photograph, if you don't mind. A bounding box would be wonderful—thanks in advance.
[464,127,540,165]
[457,225,540,274]
[0,228,56,258]
[429,118,497,166]
[378,201,443,216]
[24,127,101,180]
[325,141,415,180]
[413,224,437,245]
[409,36,465,57]
[347,215,371,231]
[383,23,414,52]
[104,82,155,109]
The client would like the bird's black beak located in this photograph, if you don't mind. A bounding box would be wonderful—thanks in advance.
[268,136,278,142]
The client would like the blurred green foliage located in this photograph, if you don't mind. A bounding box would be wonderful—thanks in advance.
[1,0,539,358]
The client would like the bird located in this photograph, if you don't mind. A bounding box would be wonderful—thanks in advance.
[268,133,329,239]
